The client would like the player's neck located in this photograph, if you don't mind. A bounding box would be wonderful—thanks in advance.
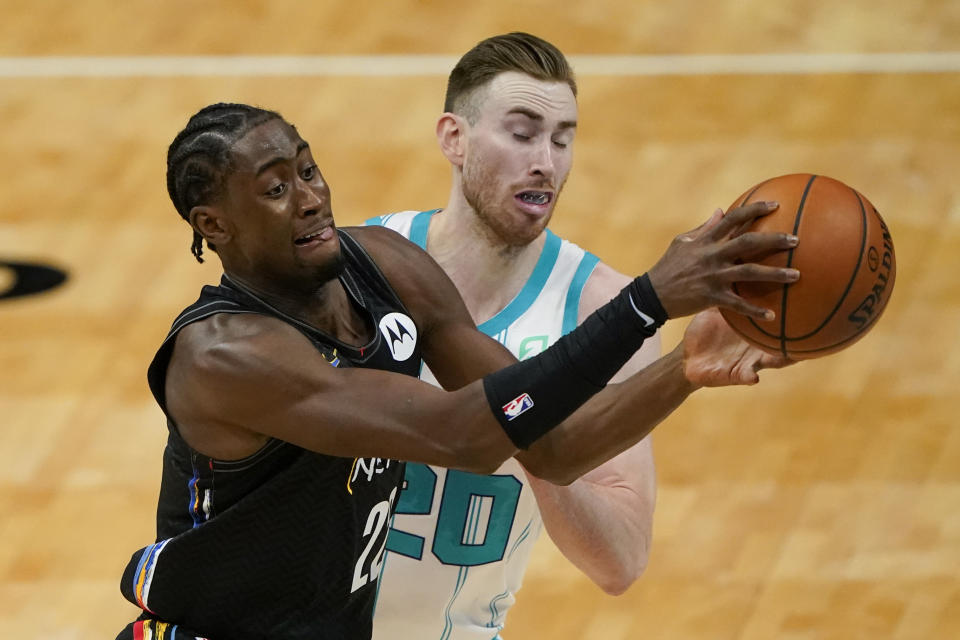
[426,201,546,325]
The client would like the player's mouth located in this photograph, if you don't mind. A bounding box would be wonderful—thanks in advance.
[294,222,335,248]
[514,190,553,215]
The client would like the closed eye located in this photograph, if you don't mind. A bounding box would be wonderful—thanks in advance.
[265,183,286,197]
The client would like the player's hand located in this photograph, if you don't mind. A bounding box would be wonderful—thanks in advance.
[646,202,800,319]
[680,308,793,387]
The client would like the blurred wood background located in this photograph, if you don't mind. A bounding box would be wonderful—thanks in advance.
[1,2,957,638]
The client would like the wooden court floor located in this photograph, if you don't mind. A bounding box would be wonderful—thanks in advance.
[1,2,958,638]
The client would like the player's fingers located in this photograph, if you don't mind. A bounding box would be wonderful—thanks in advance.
[719,294,777,321]
[708,201,778,241]
[729,215,757,239]
[718,230,798,260]
[682,208,725,241]
[739,367,761,385]
[722,263,800,284]
[757,352,794,370]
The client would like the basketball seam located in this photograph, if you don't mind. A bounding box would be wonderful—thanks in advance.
[783,186,869,341]
[738,174,817,344]
[725,320,782,351]
[781,304,888,354]
[776,174,817,357]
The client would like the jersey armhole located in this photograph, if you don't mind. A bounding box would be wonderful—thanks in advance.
[561,252,601,335]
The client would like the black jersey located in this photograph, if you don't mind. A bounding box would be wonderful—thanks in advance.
[118,230,421,640]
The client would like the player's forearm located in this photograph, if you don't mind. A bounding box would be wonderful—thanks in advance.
[482,274,666,451]
[517,347,694,484]
[526,458,655,594]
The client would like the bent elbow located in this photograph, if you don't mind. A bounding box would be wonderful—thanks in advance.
[599,575,633,597]
[596,554,649,596]
[591,534,652,596]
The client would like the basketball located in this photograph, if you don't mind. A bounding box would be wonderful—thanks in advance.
[719,173,896,360]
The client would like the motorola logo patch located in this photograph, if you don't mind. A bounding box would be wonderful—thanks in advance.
[378,312,417,361]
[0,261,68,301]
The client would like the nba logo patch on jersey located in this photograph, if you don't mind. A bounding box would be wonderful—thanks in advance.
[502,393,534,421]
[378,312,418,361]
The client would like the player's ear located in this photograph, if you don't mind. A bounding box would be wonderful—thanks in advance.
[190,205,232,247]
[436,113,466,168]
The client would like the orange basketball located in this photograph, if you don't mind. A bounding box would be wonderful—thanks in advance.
[719,173,896,360]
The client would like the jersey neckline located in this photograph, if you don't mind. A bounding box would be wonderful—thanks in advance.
[408,209,562,337]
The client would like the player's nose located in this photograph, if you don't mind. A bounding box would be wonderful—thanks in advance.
[297,177,328,217]
[528,139,556,180]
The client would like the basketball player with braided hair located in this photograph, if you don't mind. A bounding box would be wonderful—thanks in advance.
[166,103,284,262]
[115,102,798,640]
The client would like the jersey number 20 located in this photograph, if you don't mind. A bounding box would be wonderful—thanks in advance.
[386,464,522,566]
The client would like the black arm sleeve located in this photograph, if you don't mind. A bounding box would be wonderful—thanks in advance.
[482,273,668,449]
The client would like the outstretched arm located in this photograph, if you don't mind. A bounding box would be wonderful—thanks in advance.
[400,201,798,483]
[476,269,791,593]
[519,262,659,595]
[170,202,797,475]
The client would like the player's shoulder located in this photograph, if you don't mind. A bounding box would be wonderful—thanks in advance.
[580,262,629,312]
[585,260,632,292]
[548,232,630,293]
[175,311,303,371]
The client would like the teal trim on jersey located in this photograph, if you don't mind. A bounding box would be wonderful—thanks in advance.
[562,251,601,335]
[363,213,393,227]
[506,518,533,561]
[488,589,511,628]
[362,209,441,244]
[409,209,440,249]
[478,230,562,338]
[441,566,470,640]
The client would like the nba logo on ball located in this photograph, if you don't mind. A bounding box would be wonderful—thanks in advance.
[502,393,534,421]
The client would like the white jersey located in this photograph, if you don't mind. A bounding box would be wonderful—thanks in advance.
[366,210,599,640]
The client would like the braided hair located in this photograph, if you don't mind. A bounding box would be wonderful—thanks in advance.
[166,103,283,262]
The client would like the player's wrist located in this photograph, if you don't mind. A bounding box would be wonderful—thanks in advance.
[625,273,669,329]
[669,345,702,393]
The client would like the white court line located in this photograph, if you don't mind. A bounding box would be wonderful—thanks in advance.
[0,52,958,77]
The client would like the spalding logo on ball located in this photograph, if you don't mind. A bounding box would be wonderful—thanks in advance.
[720,173,896,360]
